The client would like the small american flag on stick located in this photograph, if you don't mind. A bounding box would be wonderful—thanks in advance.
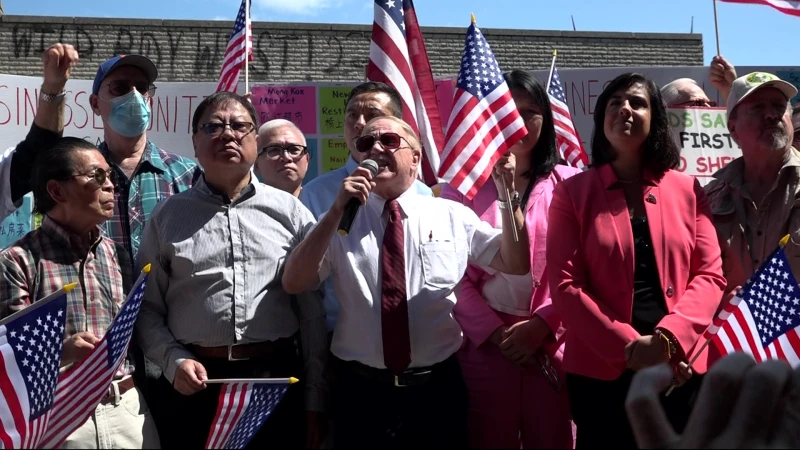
[216,0,254,93]
[546,53,588,169]
[205,378,296,449]
[437,14,526,200]
[0,284,70,449]
[37,265,151,449]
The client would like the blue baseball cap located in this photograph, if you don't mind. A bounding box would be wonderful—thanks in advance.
[91,54,158,96]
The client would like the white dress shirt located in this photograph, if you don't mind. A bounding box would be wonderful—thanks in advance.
[318,186,502,369]
[0,147,15,222]
[300,156,434,331]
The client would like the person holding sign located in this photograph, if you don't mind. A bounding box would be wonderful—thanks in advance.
[135,92,327,449]
[0,137,159,449]
[440,70,578,449]
[547,73,726,448]
[705,72,800,293]
[1,43,78,222]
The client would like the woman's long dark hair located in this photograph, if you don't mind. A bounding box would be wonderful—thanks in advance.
[503,70,561,186]
[590,73,680,177]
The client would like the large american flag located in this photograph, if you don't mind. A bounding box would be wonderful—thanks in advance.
[205,381,292,449]
[37,269,150,449]
[216,0,254,93]
[547,63,588,169]
[367,0,445,186]
[0,287,68,449]
[705,244,800,366]
[718,0,800,16]
[437,20,526,200]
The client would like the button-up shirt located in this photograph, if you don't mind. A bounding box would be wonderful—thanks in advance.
[705,148,800,291]
[0,215,131,375]
[99,140,199,265]
[318,186,502,369]
[300,156,434,330]
[136,175,327,411]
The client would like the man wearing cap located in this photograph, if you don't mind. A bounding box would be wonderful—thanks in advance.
[705,72,800,291]
[87,54,200,438]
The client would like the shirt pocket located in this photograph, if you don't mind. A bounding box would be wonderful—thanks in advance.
[420,240,463,290]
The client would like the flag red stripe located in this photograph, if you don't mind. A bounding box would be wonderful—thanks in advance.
[732,307,764,362]
[718,0,800,16]
[0,351,22,449]
[206,385,232,448]
[785,328,800,357]
[720,318,747,355]
[773,339,787,361]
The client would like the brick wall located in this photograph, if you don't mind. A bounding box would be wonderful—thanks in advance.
[0,15,704,83]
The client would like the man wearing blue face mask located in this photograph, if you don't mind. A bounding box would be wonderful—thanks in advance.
[86,54,201,442]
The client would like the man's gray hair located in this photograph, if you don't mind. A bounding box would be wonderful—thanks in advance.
[257,119,306,145]
[660,78,701,106]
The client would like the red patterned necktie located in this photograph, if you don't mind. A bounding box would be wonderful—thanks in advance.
[381,199,411,374]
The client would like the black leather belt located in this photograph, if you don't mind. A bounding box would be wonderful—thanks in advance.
[339,357,454,388]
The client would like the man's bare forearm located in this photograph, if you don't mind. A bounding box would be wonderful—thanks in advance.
[283,206,343,294]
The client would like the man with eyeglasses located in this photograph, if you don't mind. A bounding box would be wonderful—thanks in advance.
[1,43,79,222]
[82,54,202,435]
[255,119,310,197]
[283,115,530,448]
[0,137,160,449]
[660,55,737,108]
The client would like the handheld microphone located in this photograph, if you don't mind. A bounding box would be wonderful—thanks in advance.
[338,159,380,236]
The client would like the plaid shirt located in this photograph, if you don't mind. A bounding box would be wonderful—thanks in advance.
[0,215,132,375]
[99,140,199,265]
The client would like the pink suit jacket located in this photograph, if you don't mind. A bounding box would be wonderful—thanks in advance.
[547,164,726,380]
[442,165,582,355]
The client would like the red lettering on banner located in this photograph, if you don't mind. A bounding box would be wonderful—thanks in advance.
[23,88,37,127]
[183,95,197,133]
[570,81,587,115]
[156,96,170,132]
[0,85,10,126]
[696,156,734,174]
[587,80,600,115]
[73,91,89,130]
[173,97,178,133]
[677,156,688,172]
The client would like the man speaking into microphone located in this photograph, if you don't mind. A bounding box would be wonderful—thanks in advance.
[283,116,530,448]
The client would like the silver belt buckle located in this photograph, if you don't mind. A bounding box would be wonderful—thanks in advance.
[227,343,250,362]
[393,374,407,388]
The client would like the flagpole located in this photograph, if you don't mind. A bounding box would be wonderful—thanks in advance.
[205,377,299,384]
[546,49,557,90]
[712,0,721,56]
[244,0,250,94]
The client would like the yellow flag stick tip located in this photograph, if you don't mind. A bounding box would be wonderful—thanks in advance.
[553,49,558,57]
[63,282,79,293]
[289,377,300,384]
[780,234,791,248]
[470,13,476,24]
[142,263,152,274]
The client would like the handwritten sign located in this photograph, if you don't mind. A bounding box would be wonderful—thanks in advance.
[319,87,351,135]
[321,138,350,173]
[776,71,800,106]
[0,194,33,249]
[668,107,741,185]
[251,85,318,134]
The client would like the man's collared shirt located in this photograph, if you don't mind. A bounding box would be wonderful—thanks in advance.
[318,186,502,369]
[0,215,131,375]
[706,148,800,290]
[136,175,327,411]
[300,156,434,331]
[99,140,199,266]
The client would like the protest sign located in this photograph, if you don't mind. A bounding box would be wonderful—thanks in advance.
[667,106,741,185]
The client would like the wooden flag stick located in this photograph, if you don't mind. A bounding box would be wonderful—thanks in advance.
[712,0,721,56]
[664,338,711,396]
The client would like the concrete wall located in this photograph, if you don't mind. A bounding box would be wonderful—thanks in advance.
[0,15,704,83]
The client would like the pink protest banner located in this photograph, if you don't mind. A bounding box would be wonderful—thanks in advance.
[251,85,318,134]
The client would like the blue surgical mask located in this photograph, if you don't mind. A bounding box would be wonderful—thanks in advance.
[106,90,151,137]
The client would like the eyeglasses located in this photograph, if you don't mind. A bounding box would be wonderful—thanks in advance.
[107,80,157,98]
[259,144,308,160]
[69,168,114,186]
[199,121,255,138]
[675,99,717,108]
[534,351,560,392]
[355,132,412,153]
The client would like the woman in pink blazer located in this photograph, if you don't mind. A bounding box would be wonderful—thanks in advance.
[547,73,726,448]
[442,70,579,449]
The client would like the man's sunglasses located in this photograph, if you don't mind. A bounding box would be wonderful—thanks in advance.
[69,168,114,186]
[107,80,157,98]
[354,132,412,153]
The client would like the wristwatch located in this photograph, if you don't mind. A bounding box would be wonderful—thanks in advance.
[39,87,66,104]
[497,190,521,209]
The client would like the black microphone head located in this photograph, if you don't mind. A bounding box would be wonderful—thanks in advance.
[360,159,380,177]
